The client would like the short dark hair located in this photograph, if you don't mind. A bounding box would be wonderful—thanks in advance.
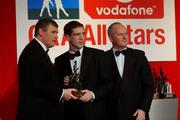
[64,21,84,35]
[108,22,123,35]
[34,18,58,37]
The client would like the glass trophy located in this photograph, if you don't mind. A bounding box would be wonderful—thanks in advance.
[70,61,84,98]
[163,82,175,98]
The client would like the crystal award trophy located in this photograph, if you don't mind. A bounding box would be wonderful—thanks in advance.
[70,61,84,98]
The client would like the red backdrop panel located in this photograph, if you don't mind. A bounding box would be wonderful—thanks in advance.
[0,0,18,120]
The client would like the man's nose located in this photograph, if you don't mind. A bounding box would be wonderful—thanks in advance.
[80,34,84,39]
[123,34,128,39]
[55,34,58,39]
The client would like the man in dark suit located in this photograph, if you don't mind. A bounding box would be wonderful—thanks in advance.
[105,22,153,120]
[17,18,77,120]
[55,21,111,120]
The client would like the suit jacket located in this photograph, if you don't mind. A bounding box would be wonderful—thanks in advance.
[55,46,111,120]
[16,39,63,120]
[105,48,153,120]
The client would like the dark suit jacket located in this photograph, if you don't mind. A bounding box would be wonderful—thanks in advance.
[55,46,111,120]
[105,48,153,120]
[17,39,63,120]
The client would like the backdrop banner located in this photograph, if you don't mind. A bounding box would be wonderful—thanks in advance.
[16,0,176,62]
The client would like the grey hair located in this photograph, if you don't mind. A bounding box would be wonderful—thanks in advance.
[107,22,123,35]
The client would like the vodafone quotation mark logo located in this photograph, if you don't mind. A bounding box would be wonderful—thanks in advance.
[117,0,133,3]
[84,0,164,19]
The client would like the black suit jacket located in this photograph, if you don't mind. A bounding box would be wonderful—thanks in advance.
[55,46,111,120]
[105,48,153,120]
[17,39,63,120]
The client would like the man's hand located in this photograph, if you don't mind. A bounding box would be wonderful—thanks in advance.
[64,75,71,86]
[79,89,93,102]
[133,109,145,120]
[63,88,78,101]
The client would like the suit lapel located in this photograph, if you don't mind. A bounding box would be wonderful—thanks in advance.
[65,52,73,75]
[31,39,53,67]
[80,47,92,76]
[108,49,122,81]
[122,48,135,82]
[45,52,53,66]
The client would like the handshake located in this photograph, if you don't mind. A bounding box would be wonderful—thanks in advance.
[63,75,94,102]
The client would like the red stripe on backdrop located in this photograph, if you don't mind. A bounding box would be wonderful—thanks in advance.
[0,0,180,120]
[0,0,18,120]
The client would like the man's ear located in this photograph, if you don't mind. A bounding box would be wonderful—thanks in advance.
[66,35,70,41]
[39,28,45,37]
[108,35,113,42]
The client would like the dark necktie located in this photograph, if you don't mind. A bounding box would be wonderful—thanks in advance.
[70,51,80,60]
[45,49,52,65]
[115,50,127,56]
[46,49,49,53]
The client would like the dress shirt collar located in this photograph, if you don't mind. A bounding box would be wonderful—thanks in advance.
[69,47,83,56]
[34,37,48,52]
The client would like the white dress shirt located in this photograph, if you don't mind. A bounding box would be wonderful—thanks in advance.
[70,48,83,74]
[113,48,126,78]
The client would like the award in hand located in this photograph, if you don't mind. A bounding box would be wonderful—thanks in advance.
[70,61,84,98]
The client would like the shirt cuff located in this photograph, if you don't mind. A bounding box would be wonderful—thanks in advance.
[59,89,64,101]
[90,91,95,102]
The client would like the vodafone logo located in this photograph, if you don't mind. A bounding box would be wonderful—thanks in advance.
[84,0,164,19]
[117,0,133,3]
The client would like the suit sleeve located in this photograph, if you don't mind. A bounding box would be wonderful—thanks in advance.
[92,51,113,101]
[18,51,62,102]
[139,52,153,113]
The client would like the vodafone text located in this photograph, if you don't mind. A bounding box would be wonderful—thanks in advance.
[96,4,154,16]
[29,24,165,46]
